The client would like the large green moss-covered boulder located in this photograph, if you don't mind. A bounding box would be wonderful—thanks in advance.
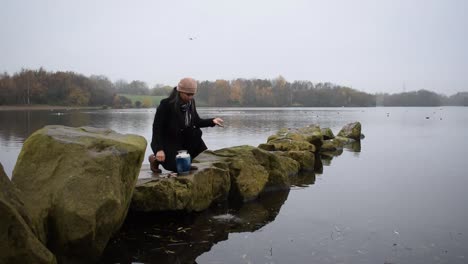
[251,148,300,190]
[200,146,300,199]
[277,150,316,172]
[0,163,56,264]
[131,162,230,212]
[337,122,362,140]
[11,126,146,263]
[202,146,270,202]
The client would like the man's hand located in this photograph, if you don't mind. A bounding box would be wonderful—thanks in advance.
[213,117,224,127]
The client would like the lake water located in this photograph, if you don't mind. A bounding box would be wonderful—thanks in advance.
[1,107,467,263]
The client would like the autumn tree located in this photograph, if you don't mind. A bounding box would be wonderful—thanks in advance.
[272,75,289,106]
[229,79,244,105]
[0,72,15,105]
[209,80,230,106]
[67,84,90,106]
[88,75,114,106]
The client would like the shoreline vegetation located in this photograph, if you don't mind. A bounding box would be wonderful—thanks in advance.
[0,105,103,111]
[1,68,467,108]
[1,104,467,111]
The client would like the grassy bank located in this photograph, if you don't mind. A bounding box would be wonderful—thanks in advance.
[118,94,165,107]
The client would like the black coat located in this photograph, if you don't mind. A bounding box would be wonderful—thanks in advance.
[151,97,215,171]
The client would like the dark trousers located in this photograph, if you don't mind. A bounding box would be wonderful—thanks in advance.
[160,127,207,172]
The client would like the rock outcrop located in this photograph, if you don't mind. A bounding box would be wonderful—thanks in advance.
[132,122,363,213]
[337,121,362,140]
[132,162,230,212]
[11,126,146,263]
[0,163,56,264]
[202,146,300,197]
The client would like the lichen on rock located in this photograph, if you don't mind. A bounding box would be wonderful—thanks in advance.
[0,163,56,264]
[11,125,146,263]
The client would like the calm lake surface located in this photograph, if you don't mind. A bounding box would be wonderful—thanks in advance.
[1,107,467,263]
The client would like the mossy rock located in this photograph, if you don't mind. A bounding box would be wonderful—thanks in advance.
[321,139,343,152]
[11,125,146,263]
[265,125,323,150]
[211,146,270,201]
[199,146,301,200]
[0,163,56,264]
[252,148,300,191]
[277,150,315,172]
[321,128,335,140]
[297,125,324,148]
[337,122,362,140]
[259,138,316,152]
[131,162,230,212]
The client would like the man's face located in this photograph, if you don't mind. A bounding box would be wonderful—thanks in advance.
[179,92,195,103]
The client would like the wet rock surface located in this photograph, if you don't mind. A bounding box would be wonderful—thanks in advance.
[0,163,56,264]
[11,126,146,263]
[131,122,362,212]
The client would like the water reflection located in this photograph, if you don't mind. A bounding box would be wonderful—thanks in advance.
[100,190,291,264]
[344,140,361,153]
[0,110,96,143]
[290,170,316,187]
[320,140,361,166]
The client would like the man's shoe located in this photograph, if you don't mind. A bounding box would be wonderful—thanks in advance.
[149,154,162,173]
[151,165,162,174]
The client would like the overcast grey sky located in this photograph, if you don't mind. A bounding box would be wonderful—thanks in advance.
[1,0,467,95]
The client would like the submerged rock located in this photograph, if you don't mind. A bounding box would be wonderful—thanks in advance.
[0,163,56,264]
[11,126,146,263]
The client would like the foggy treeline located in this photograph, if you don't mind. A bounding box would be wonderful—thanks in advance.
[1,69,467,107]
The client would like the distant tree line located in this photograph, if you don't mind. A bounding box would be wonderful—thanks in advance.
[0,68,115,107]
[0,69,169,108]
[376,90,468,106]
[0,68,467,107]
[196,77,376,107]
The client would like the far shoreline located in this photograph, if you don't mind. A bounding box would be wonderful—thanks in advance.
[0,105,104,111]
